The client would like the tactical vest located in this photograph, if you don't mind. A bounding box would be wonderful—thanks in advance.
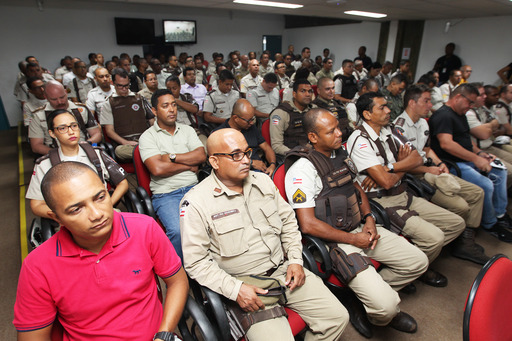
[285,145,362,232]
[333,74,358,100]
[110,94,148,139]
[273,102,309,149]
[313,98,354,142]
[496,101,512,123]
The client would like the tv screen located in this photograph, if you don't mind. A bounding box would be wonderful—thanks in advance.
[115,17,155,45]
[163,20,197,44]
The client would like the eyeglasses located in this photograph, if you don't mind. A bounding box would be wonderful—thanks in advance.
[236,115,256,124]
[54,122,79,134]
[115,83,131,89]
[460,94,475,106]
[213,148,253,161]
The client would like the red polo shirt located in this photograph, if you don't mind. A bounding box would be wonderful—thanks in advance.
[14,212,181,340]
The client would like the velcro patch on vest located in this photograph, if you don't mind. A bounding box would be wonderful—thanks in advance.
[212,209,239,220]
[292,189,307,203]
[293,119,303,128]
[132,104,140,111]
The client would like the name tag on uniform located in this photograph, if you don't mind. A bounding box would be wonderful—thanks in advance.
[212,209,239,220]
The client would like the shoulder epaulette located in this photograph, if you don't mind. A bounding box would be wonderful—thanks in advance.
[73,101,86,107]
[34,105,46,112]
[34,153,50,165]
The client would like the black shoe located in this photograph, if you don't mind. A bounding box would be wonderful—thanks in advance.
[487,222,512,243]
[388,311,418,333]
[419,268,447,287]
[399,283,416,295]
[335,287,373,338]
[451,228,491,265]
[499,214,512,229]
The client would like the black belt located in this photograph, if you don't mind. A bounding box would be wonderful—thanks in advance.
[366,181,407,199]
[264,266,279,277]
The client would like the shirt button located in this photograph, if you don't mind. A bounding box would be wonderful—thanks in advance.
[97,260,100,264]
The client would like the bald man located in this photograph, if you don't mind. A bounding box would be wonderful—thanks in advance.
[180,129,348,341]
[213,99,276,175]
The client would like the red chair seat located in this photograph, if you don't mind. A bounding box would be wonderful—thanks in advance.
[285,307,307,335]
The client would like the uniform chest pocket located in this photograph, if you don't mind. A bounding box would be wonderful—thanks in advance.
[260,200,282,234]
[214,101,229,113]
[211,213,249,257]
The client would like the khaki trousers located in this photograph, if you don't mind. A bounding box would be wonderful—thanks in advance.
[374,192,465,262]
[338,225,428,325]
[246,266,348,341]
[114,144,136,163]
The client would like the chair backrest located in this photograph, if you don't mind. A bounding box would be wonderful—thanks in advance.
[272,164,287,202]
[261,119,271,146]
[132,145,152,196]
[463,254,512,341]
[279,88,284,101]
[311,84,318,97]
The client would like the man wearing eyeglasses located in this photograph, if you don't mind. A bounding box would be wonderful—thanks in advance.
[430,83,512,242]
[180,128,348,341]
[213,99,276,175]
[29,80,101,155]
[99,67,154,162]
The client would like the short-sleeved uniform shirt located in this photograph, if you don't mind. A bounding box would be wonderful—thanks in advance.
[247,84,279,115]
[13,212,182,340]
[29,101,98,147]
[203,89,240,119]
[176,93,199,127]
[494,99,512,126]
[240,74,263,94]
[429,105,473,162]
[139,121,203,195]
[137,87,154,103]
[213,119,265,161]
[86,85,115,117]
[394,111,430,160]
[22,96,47,127]
[285,157,324,208]
[67,77,95,103]
[26,146,126,201]
[258,64,273,77]
[466,107,495,149]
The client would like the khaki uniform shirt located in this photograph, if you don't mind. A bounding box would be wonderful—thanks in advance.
[203,89,240,119]
[439,81,458,103]
[22,96,47,127]
[246,84,279,116]
[29,101,98,146]
[258,64,273,77]
[54,66,70,81]
[86,85,115,117]
[156,71,172,89]
[26,146,126,201]
[240,74,263,94]
[494,99,512,126]
[315,69,334,80]
[277,74,291,91]
[138,122,202,195]
[394,111,430,160]
[137,88,154,103]
[290,72,318,86]
[431,87,443,111]
[180,171,303,301]
[177,93,199,127]
[68,77,95,103]
[466,107,495,149]
[235,67,249,85]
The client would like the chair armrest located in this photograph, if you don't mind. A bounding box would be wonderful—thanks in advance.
[404,173,424,197]
[441,159,461,177]
[122,190,145,214]
[302,234,332,281]
[178,295,218,341]
[369,199,391,231]
[100,142,117,162]
[135,186,156,219]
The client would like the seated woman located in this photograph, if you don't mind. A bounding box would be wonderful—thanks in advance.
[26,109,129,219]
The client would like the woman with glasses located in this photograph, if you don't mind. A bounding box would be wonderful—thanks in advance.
[26,109,129,219]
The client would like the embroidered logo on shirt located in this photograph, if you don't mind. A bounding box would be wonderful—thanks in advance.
[180,200,189,217]
[271,115,281,125]
[133,269,141,275]
[132,104,140,111]
[292,177,302,184]
[212,209,239,220]
[292,189,306,203]
[358,143,368,149]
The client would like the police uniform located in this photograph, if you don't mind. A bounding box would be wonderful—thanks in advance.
[269,101,316,157]
[99,92,154,161]
[431,87,443,111]
[258,64,273,77]
[347,121,465,263]
[176,93,199,127]
[290,72,318,86]
[29,101,98,148]
[15,73,54,103]
[376,72,390,88]
[247,83,279,123]
[68,77,96,103]
[26,144,126,201]
[312,96,353,143]
[22,96,47,127]
[394,112,484,228]
[180,171,348,341]
[315,69,334,80]
[54,66,70,82]
[240,74,263,94]
[380,88,404,121]
[494,99,512,129]
[203,88,240,120]
[334,74,357,101]
[156,71,172,89]
[235,67,249,86]
[137,87,154,103]
[86,85,115,117]
[353,69,368,82]
[276,74,291,91]
[439,82,458,103]
[285,149,427,325]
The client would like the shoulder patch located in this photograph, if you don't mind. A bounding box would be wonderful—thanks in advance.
[292,189,306,203]
[271,115,281,125]
[395,117,405,127]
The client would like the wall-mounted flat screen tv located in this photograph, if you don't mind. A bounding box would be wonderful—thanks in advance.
[115,17,155,45]
[163,20,197,44]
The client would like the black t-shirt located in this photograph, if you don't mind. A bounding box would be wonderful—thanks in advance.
[213,119,265,161]
[434,54,462,84]
[429,105,473,162]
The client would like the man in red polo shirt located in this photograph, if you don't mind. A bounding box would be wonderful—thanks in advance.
[14,162,188,341]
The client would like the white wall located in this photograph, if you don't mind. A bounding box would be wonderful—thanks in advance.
[0,0,283,126]
[417,16,512,85]
[283,21,381,71]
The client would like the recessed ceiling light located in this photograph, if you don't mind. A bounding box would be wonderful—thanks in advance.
[233,0,303,9]
[344,10,387,18]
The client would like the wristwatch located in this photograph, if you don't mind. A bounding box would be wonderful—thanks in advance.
[169,153,177,163]
[153,331,176,341]
[387,163,395,173]
[362,212,376,223]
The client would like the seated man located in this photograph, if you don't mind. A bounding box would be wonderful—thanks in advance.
[139,89,206,258]
[347,92,465,287]
[22,77,47,127]
[213,99,277,175]
[180,67,208,115]
[138,70,159,103]
[381,74,407,121]
[333,59,358,104]
[394,84,488,264]
[429,83,512,242]
[247,72,279,126]
[85,67,115,118]
[313,77,353,142]
[240,59,263,95]
[29,80,101,155]
[165,75,200,129]
[203,70,240,126]
[286,109,427,334]
[14,162,189,341]
[274,61,291,91]
[180,128,349,341]
[67,60,96,104]
[345,79,380,129]
[269,79,316,160]
[315,58,334,80]
[440,69,462,103]
[99,68,155,162]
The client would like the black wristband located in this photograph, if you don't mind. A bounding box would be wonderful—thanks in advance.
[362,212,375,223]
[269,162,276,165]
[436,161,445,167]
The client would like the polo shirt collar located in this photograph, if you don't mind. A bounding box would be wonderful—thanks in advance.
[56,211,130,257]
[153,120,182,136]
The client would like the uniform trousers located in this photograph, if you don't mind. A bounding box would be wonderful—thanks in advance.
[427,175,484,228]
[338,225,428,325]
[373,192,465,262]
[246,265,348,341]
[115,144,136,162]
